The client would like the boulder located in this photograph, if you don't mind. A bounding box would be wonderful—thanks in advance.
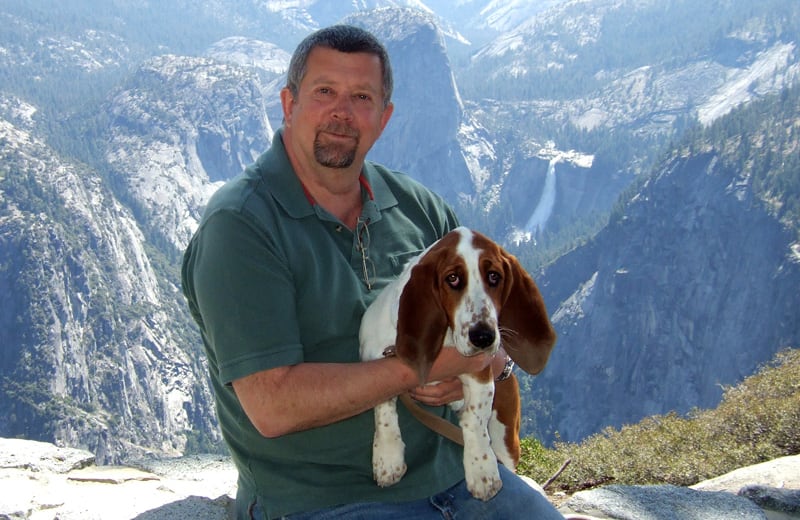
[560,484,767,519]
[560,455,800,520]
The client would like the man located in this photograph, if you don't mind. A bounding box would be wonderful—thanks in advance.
[182,24,563,519]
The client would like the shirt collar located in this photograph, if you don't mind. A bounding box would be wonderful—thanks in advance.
[261,128,398,222]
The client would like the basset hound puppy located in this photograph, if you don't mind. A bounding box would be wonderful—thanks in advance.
[359,227,557,500]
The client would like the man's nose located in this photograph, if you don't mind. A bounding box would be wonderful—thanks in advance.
[332,96,354,119]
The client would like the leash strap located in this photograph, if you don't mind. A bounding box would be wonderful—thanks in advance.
[399,393,464,446]
[382,345,465,446]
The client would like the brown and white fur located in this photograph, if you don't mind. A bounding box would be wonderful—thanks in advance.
[359,227,556,500]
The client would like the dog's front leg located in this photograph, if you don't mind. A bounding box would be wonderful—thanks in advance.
[372,398,407,487]
[458,373,502,500]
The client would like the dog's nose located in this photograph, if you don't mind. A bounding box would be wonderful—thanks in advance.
[468,324,496,349]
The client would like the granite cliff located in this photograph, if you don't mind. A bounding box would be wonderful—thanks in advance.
[527,86,800,443]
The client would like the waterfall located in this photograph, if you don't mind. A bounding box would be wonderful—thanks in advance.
[525,157,558,234]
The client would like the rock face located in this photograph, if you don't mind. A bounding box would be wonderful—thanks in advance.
[105,54,272,253]
[528,91,800,443]
[347,8,475,204]
[0,94,220,463]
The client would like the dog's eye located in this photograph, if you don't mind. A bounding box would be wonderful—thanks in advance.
[486,271,501,287]
[446,273,462,289]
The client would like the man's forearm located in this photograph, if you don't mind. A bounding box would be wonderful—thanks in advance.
[234,346,494,438]
[232,356,419,438]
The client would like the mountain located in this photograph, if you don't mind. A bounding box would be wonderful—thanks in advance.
[0,94,219,462]
[350,9,477,204]
[103,54,272,253]
[462,0,800,241]
[523,84,800,443]
[0,0,798,462]
[4,1,798,239]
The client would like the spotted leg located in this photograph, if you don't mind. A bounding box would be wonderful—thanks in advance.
[457,374,502,500]
[372,398,407,487]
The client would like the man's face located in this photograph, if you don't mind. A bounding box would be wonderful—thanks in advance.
[281,46,393,171]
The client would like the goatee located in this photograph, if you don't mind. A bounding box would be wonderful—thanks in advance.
[314,123,359,168]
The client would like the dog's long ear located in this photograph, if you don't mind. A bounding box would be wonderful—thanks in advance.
[498,252,556,375]
[395,261,448,384]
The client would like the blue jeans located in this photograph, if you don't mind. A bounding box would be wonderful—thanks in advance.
[248,465,563,519]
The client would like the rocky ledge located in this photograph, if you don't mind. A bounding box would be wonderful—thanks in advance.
[1,437,797,519]
[0,438,236,519]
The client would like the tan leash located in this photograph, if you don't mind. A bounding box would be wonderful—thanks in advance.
[398,393,464,446]
[383,346,465,446]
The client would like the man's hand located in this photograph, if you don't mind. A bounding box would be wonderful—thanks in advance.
[408,377,464,407]
[407,347,507,407]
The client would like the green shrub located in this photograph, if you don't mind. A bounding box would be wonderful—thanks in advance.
[520,348,800,493]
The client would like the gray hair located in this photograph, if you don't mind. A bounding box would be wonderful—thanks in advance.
[286,25,393,108]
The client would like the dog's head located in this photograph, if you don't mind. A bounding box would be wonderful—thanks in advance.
[395,227,556,382]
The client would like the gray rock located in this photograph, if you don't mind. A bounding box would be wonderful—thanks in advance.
[560,455,800,520]
[738,485,800,519]
[692,456,800,492]
[693,455,800,519]
[0,438,94,473]
[561,484,767,520]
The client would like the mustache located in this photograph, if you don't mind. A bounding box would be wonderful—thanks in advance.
[318,122,359,138]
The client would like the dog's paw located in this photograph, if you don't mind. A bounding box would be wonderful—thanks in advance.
[465,462,503,501]
[373,453,407,487]
[373,458,407,487]
[466,470,503,501]
[373,436,407,487]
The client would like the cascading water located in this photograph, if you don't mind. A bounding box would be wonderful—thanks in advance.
[524,157,558,234]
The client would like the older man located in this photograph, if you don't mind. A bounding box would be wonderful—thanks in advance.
[182,24,563,520]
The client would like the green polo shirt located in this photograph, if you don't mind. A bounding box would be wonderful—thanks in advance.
[181,129,462,518]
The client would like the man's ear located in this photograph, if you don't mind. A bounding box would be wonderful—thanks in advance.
[379,101,394,133]
[280,87,295,126]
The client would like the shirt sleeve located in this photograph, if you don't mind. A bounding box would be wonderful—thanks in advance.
[184,208,304,385]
